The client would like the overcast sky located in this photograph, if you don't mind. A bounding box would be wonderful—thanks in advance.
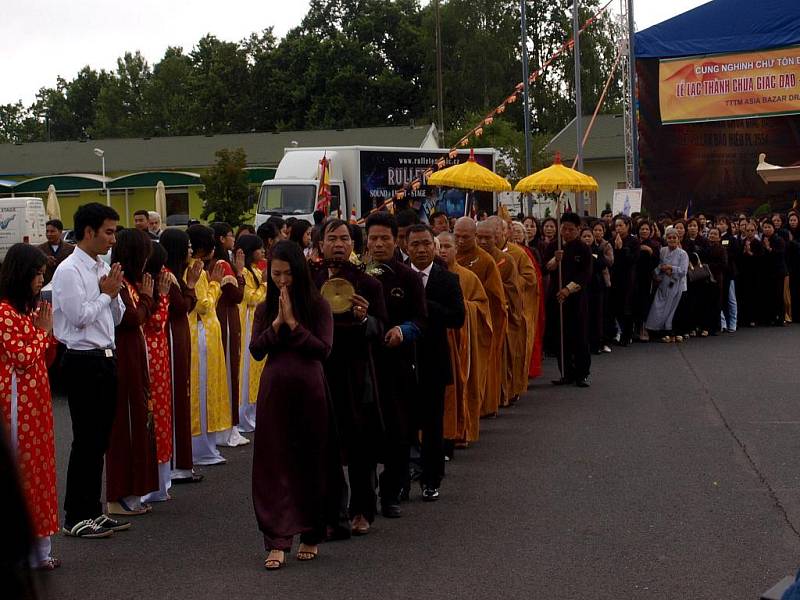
[1,0,709,106]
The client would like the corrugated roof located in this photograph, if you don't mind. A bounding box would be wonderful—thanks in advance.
[0,124,439,177]
[543,114,624,162]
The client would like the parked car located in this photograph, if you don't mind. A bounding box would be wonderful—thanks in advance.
[166,213,190,228]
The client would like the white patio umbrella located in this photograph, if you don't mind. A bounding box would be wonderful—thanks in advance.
[154,180,167,221]
[46,184,61,220]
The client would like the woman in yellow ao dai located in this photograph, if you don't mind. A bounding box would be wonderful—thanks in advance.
[186,226,231,465]
[235,234,267,432]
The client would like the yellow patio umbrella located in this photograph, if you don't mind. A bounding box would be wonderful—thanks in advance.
[427,148,512,192]
[45,184,61,220]
[154,180,167,221]
[514,153,598,194]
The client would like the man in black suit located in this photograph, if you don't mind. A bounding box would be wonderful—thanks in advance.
[365,211,427,519]
[406,224,465,500]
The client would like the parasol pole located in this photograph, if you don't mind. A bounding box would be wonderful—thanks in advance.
[556,187,565,379]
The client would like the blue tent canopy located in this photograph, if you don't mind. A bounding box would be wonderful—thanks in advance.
[635,0,800,59]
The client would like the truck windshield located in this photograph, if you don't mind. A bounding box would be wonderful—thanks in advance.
[257,184,316,216]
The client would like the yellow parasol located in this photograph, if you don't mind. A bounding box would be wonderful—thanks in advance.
[46,184,61,220]
[427,148,512,192]
[514,153,598,383]
[514,153,598,193]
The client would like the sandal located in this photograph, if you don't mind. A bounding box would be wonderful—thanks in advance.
[35,557,62,571]
[264,550,285,570]
[107,499,151,516]
[661,336,673,343]
[296,543,319,562]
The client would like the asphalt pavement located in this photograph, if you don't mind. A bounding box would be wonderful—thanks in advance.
[31,326,800,599]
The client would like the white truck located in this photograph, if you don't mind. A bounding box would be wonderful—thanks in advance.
[0,197,48,261]
[254,146,497,227]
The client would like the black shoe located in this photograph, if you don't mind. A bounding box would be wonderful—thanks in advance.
[94,514,131,532]
[326,524,352,541]
[551,378,573,386]
[421,486,440,502]
[62,519,114,539]
[172,473,204,484]
[381,503,402,518]
[575,378,590,388]
[399,487,410,502]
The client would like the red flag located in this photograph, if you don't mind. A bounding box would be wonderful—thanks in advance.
[315,156,332,215]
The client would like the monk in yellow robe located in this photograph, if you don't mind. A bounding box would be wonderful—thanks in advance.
[454,217,506,417]
[438,232,492,443]
[490,216,538,397]
[477,219,525,407]
[238,261,267,432]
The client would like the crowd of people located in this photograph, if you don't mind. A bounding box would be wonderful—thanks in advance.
[1,199,798,576]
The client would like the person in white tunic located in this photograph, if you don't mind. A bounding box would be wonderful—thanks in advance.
[645,227,689,342]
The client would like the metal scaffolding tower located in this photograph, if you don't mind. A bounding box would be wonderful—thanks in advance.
[619,0,638,188]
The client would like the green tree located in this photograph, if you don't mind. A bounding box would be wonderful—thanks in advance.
[189,35,253,133]
[146,47,197,136]
[93,52,153,138]
[199,148,251,226]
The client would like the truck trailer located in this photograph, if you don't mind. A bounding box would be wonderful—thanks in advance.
[254,146,497,227]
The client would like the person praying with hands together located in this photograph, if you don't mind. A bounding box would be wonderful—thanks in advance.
[250,241,337,570]
[0,244,60,568]
[52,203,133,539]
[106,229,158,517]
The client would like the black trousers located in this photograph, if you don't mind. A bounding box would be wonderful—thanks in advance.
[347,455,377,522]
[63,351,117,527]
[379,442,410,505]
[417,382,446,489]
[557,301,591,382]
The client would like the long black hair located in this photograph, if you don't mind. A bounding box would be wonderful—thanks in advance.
[111,228,152,284]
[234,234,264,282]
[160,228,190,277]
[0,243,46,314]
[145,242,167,302]
[187,224,215,261]
[264,240,321,329]
[210,222,233,266]
[289,220,312,248]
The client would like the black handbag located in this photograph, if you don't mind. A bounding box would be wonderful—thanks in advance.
[687,252,715,284]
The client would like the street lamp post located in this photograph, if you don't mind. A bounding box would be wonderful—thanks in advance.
[93,148,110,206]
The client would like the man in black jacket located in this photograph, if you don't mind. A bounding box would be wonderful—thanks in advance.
[406,224,465,500]
[365,212,427,518]
[543,212,593,387]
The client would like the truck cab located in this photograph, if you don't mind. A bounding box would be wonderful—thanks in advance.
[255,150,347,228]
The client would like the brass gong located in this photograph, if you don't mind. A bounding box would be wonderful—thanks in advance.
[320,277,355,314]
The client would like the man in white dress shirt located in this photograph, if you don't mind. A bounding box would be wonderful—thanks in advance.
[52,203,131,539]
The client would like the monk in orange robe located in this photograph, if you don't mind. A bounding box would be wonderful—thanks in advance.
[437,232,492,443]
[477,219,525,407]
[490,216,539,397]
[454,217,506,417]
[509,221,545,378]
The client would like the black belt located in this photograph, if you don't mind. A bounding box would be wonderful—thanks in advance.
[64,348,116,358]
